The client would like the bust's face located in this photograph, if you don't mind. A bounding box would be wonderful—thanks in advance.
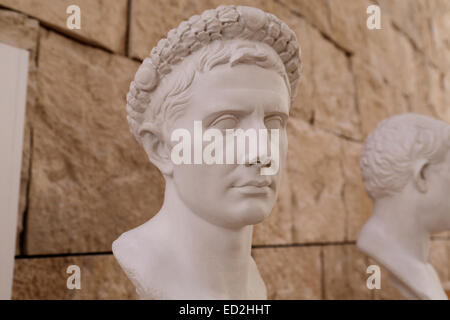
[419,150,450,233]
[167,63,289,229]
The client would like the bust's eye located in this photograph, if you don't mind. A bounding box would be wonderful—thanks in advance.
[210,115,239,130]
[265,115,285,130]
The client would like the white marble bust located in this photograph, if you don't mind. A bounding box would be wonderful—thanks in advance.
[112,5,301,299]
[358,113,450,300]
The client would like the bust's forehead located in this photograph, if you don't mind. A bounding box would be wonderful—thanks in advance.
[190,63,289,107]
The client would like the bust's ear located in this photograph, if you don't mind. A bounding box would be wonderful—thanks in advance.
[413,159,429,193]
[139,123,173,176]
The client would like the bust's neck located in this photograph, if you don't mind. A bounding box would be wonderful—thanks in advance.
[357,197,447,300]
[145,178,262,299]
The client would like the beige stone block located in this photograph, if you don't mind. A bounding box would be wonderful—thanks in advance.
[310,30,361,140]
[377,0,430,51]
[268,4,362,139]
[340,140,373,241]
[429,239,450,291]
[280,0,371,53]
[0,9,39,254]
[282,0,446,124]
[428,70,450,123]
[363,20,418,97]
[130,0,214,60]
[408,63,449,123]
[352,55,409,138]
[252,246,322,299]
[323,245,372,299]
[289,0,449,80]
[355,38,445,135]
[0,8,39,57]
[287,18,315,122]
[365,2,448,104]
[279,12,361,139]
[324,0,372,53]
[407,58,438,119]
[26,30,164,254]
[0,0,128,53]
[12,255,137,299]
[277,0,330,39]
[287,117,346,243]
[426,0,450,72]
[378,0,450,73]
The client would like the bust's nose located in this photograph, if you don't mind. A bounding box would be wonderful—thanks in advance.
[246,152,272,168]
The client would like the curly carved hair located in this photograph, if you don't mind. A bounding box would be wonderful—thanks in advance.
[360,113,450,200]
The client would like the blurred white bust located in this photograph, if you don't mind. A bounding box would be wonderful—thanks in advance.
[112,5,300,299]
[358,113,450,300]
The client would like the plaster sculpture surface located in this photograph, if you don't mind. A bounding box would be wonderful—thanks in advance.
[112,5,301,299]
[358,113,450,300]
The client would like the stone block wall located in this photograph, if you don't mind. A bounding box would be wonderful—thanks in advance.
[1,0,449,299]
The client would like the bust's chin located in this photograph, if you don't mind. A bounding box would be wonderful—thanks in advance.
[239,207,272,226]
[235,199,275,225]
[193,202,274,230]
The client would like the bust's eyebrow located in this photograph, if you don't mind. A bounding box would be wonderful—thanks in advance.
[202,109,250,123]
[264,110,289,119]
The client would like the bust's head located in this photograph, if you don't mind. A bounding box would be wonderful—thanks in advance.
[125,6,301,229]
[361,113,450,232]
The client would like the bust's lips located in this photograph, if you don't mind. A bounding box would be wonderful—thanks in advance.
[232,185,272,195]
[231,179,273,195]
[234,179,271,188]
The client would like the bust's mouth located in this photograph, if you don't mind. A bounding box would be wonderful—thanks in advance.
[231,179,273,195]
[232,185,272,195]
[233,179,271,188]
